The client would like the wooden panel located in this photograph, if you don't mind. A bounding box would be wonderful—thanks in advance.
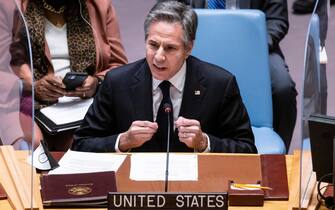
[0,146,41,210]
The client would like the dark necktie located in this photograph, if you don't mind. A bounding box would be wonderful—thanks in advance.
[207,0,225,9]
[155,81,174,151]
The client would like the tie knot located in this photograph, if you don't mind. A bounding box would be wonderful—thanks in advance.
[159,80,171,98]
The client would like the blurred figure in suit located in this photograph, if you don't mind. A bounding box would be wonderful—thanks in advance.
[293,0,333,14]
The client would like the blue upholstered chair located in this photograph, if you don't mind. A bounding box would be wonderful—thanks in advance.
[192,9,286,154]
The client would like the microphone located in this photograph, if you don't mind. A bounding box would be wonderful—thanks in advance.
[163,103,172,113]
[163,103,172,192]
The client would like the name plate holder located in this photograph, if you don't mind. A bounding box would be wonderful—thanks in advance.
[108,192,228,210]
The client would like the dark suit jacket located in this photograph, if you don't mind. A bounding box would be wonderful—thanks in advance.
[159,0,288,56]
[72,56,257,153]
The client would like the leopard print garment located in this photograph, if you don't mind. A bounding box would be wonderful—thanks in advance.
[25,0,96,81]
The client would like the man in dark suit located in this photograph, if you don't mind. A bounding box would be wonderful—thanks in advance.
[159,0,297,152]
[72,1,257,153]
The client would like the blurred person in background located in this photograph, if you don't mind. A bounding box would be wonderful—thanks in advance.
[11,0,127,150]
[0,0,40,149]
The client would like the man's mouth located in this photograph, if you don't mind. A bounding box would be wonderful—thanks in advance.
[153,63,167,70]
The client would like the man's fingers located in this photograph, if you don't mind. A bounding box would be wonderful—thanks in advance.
[175,116,200,128]
[136,133,155,141]
[132,121,158,129]
[178,125,201,133]
[130,125,157,134]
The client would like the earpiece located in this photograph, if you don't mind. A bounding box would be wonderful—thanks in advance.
[77,0,103,70]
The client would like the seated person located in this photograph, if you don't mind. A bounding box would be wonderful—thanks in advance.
[0,71,35,149]
[159,0,298,152]
[0,0,42,149]
[10,0,127,150]
[72,1,257,153]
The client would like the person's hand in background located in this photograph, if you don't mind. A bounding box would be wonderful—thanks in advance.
[35,74,66,102]
[65,75,99,99]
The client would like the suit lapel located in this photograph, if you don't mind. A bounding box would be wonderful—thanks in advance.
[179,57,207,120]
[130,61,154,121]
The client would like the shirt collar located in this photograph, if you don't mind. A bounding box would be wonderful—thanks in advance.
[152,61,186,92]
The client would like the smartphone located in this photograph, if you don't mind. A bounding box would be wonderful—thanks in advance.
[62,72,88,90]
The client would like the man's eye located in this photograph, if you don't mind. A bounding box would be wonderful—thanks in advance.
[165,46,175,51]
[150,43,159,49]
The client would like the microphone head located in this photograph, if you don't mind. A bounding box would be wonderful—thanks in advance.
[163,103,172,113]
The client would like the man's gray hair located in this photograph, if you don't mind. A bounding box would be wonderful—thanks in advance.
[144,1,198,46]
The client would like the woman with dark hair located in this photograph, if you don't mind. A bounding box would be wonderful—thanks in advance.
[11,0,128,150]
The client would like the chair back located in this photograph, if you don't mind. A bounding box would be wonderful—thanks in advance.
[192,9,285,153]
[192,9,272,128]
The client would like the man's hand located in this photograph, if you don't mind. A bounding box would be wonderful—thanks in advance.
[65,75,98,98]
[175,116,208,152]
[118,121,158,152]
[35,74,66,102]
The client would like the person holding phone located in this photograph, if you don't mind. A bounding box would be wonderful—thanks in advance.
[10,0,128,150]
[12,0,127,105]
[12,0,127,104]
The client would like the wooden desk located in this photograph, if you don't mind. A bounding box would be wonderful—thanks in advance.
[0,152,296,210]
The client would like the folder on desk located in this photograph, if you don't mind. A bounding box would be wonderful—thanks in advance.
[261,154,289,200]
[35,97,93,134]
[40,171,116,207]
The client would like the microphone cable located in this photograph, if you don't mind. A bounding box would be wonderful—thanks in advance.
[317,173,334,209]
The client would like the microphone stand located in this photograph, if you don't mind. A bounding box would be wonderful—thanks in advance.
[164,104,172,192]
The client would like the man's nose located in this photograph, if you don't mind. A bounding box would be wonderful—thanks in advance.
[154,47,166,62]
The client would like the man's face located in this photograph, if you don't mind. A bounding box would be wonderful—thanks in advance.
[145,21,193,80]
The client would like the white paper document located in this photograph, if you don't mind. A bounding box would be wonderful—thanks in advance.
[48,150,127,174]
[320,46,328,64]
[40,96,93,125]
[130,153,198,181]
[27,143,51,170]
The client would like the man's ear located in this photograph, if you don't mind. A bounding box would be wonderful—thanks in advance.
[185,41,194,58]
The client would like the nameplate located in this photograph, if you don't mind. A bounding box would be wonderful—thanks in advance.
[108,192,228,210]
